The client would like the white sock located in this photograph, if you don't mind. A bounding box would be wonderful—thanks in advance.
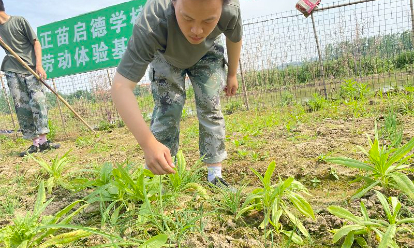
[208,166,222,182]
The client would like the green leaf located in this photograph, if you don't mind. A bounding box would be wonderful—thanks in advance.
[378,224,396,248]
[251,168,265,185]
[288,192,315,219]
[351,181,381,200]
[332,225,364,243]
[176,150,186,172]
[342,231,355,248]
[375,191,392,222]
[360,201,369,221]
[38,224,123,241]
[355,237,370,248]
[284,209,310,238]
[328,206,362,223]
[271,209,283,229]
[139,234,168,248]
[390,173,414,201]
[280,230,304,245]
[396,218,414,225]
[39,230,91,248]
[182,183,209,199]
[236,204,260,219]
[263,161,276,187]
[34,181,46,215]
[386,137,414,167]
[325,157,374,171]
[110,205,122,225]
[16,240,28,248]
[54,200,83,219]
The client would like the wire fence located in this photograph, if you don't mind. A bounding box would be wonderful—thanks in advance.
[1,0,413,139]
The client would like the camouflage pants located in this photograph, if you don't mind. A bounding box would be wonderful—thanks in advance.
[5,71,49,140]
[149,44,227,164]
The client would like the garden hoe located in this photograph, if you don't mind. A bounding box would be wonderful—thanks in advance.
[0,37,96,135]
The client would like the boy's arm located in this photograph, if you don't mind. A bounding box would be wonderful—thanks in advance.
[224,37,242,96]
[111,72,175,174]
[34,40,47,80]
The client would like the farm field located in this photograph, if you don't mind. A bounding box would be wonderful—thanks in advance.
[0,85,414,247]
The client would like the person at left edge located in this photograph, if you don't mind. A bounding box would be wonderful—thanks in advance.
[0,0,60,157]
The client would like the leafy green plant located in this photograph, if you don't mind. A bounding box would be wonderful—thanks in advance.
[310,177,321,188]
[29,150,72,193]
[307,93,326,112]
[75,135,95,148]
[86,162,159,225]
[137,198,205,247]
[224,100,243,115]
[237,161,315,245]
[340,79,370,101]
[214,183,246,216]
[280,91,294,106]
[325,124,414,201]
[237,149,248,159]
[328,191,414,248]
[329,167,339,180]
[381,109,403,148]
[47,120,57,141]
[0,181,90,248]
[167,151,208,199]
[0,196,19,217]
[96,120,115,131]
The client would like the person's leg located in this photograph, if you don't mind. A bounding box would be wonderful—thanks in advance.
[24,74,60,151]
[25,74,49,138]
[187,43,228,183]
[6,72,40,156]
[149,54,187,158]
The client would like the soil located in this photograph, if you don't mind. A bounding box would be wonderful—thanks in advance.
[1,97,414,247]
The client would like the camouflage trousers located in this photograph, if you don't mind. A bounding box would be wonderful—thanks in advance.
[5,71,49,140]
[149,44,227,164]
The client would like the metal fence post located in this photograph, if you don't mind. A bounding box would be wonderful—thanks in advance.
[106,69,113,86]
[411,0,414,47]
[52,79,68,137]
[0,74,18,138]
[239,58,250,110]
[311,12,328,99]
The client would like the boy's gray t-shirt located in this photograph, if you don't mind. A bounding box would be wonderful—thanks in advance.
[117,0,243,83]
[0,16,38,74]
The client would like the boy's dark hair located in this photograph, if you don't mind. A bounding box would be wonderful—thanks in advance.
[172,0,231,5]
[0,0,4,12]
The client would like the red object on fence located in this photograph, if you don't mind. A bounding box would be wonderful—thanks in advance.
[296,0,321,17]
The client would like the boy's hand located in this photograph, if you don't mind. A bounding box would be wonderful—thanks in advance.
[143,139,176,175]
[224,74,238,96]
[36,66,47,80]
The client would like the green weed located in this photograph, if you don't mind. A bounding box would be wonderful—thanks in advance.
[214,183,246,216]
[326,123,414,201]
[75,135,95,148]
[29,150,72,193]
[86,162,159,226]
[237,161,315,245]
[340,79,370,102]
[381,108,403,147]
[0,181,90,248]
[328,191,414,248]
[167,151,207,198]
[47,119,58,141]
[224,100,243,115]
[280,92,294,106]
[307,93,327,112]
